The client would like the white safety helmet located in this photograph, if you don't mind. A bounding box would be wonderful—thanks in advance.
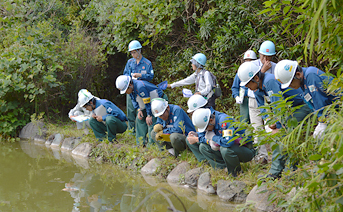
[237,62,261,86]
[151,98,168,117]
[192,108,211,133]
[128,40,142,51]
[115,75,131,94]
[274,60,298,89]
[78,89,94,107]
[243,50,257,60]
[187,95,208,113]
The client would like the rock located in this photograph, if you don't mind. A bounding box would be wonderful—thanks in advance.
[246,184,275,211]
[45,134,55,146]
[167,162,190,184]
[61,151,74,163]
[61,137,81,151]
[217,180,247,203]
[72,154,90,169]
[185,167,203,187]
[50,133,64,148]
[197,172,216,194]
[72,142,92,158]
[19,121,47,142]
[141,158,161,175]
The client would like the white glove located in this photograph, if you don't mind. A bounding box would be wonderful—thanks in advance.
[209,140,220,151]
[205,131,215,140]
[235,96,243,104]
[313,122,327,139]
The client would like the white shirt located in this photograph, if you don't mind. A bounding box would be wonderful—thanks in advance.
[170,70,213,97]
[251,59,276,74]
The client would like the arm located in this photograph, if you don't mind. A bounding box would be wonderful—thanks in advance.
[123,60,132,76]
[162,109,184,134]
[197,131,207,144]
[130,93,140,109]
[231,74,240,98]
[170,73,196,88]
[138,87,153,116]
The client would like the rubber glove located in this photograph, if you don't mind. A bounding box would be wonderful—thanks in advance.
[153,124,163,133]
[235,96,243,104]
[209,140,220,151]
[155,131,163,141]
[313,122,327,139]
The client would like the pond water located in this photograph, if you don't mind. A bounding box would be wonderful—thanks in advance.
[0,140,236,212]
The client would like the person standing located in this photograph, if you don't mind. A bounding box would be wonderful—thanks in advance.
[167,53,217,108]
[123,40,154,135]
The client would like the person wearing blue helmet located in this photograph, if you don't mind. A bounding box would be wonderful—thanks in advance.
[189,108,256,177]
[275,60,338,139]
[167,53,217,108]
[123,40,154,135]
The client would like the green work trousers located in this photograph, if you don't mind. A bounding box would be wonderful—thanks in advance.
[186,139,206,162]
[220,144,255,175]
[240,97,250,123]
[127,94,137,134]
[135,93,168,146]
[269,104,312,176]
[89,116,127,142]
[151,131,187,156]
[199,143,226,169]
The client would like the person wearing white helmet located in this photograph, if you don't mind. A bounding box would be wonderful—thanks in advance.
[231,50,257,123]
[115,75,168,146]
[251,40,277,74]
[69,89,100,130]
[274,60,338,139]
[123,40,154,135]
[150,98,195,157]
[237,62,312,179]
[189,108,255,177]
[78,89,127,142]
[185,94,212,162]
[167,53,217,108]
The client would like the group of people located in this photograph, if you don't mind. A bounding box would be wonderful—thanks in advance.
[68,39,337,178]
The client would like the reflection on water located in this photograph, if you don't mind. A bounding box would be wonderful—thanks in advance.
[0,140,235,211]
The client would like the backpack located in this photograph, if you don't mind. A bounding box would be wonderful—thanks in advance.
[202,70,222,98]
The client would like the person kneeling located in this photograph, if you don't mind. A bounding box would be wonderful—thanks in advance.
[150,98,196,157]
[78,90,128,143]
[190,108,256,177]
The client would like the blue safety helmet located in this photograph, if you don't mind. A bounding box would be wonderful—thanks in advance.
[191,53,207,66]
[128,40,142,51]
[258,41,276,56]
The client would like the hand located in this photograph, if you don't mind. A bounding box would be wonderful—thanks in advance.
[91,113,97,119]
[235,96,243,104]
[194,92,201,95]
[261,61,272,73]
[95,115,103,122]
[69,116,77,122]
[269,123,277,129]
[188,131,198,137]
[155,131,163,141]
[167,84,171,88]
[187,136,199,144]
[132,73,142,78]
[271,128,280,134]
[137,110,144,120]
[209,140,220,151]
[313,122,327,139]
[146,116,153,126]
[153,124,163,133]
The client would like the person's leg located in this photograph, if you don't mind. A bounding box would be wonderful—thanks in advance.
[268,146,286,177]
[249,97,268,162]
[89,117,107,141]
[127,94,137,134]
[169,133,187,156]
[220,144,255,176]
[186,139,206,162]
[135,111,148,146]
[240,97,250,123]
[199,143,226,169]
[147,116,157,146]
[106,116,128,142]
[151,131,171,151]
[204,96,216,109]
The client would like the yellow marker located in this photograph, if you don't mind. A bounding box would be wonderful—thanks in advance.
[143,97,151,104]
[222,129,233,137]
